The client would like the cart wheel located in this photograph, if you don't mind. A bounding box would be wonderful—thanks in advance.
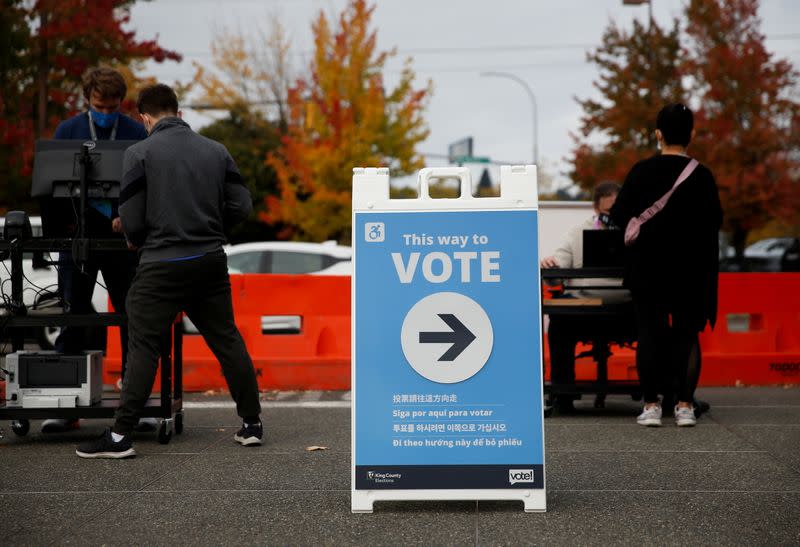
[174,412,184,435]
[11,419,30,437]
[157,420,173,444]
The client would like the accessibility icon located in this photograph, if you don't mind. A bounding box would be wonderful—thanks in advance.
[365,222,385,242]
[400,292,493,384]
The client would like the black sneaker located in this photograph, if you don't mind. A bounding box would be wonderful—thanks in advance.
[234,422,263,446]
[76,428,136,459]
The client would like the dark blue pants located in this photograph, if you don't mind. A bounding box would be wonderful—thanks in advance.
[56,249,138,376]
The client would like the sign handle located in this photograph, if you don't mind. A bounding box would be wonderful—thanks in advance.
[418,167,472,200]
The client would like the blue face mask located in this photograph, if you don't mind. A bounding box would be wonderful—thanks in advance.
[90,108,119,129]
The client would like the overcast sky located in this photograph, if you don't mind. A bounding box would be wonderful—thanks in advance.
[130,0,800,189]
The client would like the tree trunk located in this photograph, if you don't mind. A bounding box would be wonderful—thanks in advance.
[36,8,49,139]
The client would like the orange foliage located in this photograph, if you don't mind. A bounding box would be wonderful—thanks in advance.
[263,0,431,243]
[0,0,180,213]
[568,17,684,191]
[684,0,800,249]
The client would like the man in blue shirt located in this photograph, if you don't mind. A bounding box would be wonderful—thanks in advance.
[54,69,148,142]
[43,67,147,433]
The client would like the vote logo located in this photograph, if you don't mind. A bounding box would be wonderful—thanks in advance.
[400,292,493,384]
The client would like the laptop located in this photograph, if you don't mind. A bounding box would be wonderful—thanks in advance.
[582,229,625,268]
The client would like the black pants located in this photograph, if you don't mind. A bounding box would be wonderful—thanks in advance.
[548,307,636,402]
[56,250,138,375]
[113,250,261,435]
[633,294,702,405]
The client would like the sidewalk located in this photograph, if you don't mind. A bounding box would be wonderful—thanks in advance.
[1,387,798,545]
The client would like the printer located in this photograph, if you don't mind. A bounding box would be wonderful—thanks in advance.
[4,351,103,408]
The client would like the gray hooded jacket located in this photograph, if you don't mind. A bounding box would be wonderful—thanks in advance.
[119,117,252,263]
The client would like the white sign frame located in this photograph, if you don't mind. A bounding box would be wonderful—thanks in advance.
[351,166,546,513]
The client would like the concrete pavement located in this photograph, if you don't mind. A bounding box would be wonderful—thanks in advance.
[1,387,798,546]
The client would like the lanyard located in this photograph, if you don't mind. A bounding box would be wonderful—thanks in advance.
[87,110,118,141]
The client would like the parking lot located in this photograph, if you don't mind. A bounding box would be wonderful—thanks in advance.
[1,387,798,546]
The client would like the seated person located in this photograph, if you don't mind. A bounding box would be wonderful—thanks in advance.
[540,182,632,413]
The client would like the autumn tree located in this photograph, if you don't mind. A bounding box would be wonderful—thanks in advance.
[684,0,800,256]
[191,19,292,240]
[569,18,683,191]
[0,1,33,211]
[199,109,282,243]
[192,16,293,128]
[264,0,431,243]
[570,0,800,257]
[0,0,180,213]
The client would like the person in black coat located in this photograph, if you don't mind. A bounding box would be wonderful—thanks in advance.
[610,103,722,427]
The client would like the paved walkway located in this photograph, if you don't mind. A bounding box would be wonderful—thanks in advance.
[1,387,798,545]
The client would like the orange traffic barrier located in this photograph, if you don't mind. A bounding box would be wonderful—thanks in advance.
[103,272,800,391]
[103,274,351,391]
[699,273,800,385]
[542,273,800,387]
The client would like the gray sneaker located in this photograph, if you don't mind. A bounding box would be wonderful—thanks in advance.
[674,405,697,427]
[636,404,662,427]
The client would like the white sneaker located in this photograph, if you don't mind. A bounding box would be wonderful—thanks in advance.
[637,404,662,427]
[674,405,697,427]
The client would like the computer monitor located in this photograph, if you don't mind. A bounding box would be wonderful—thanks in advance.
[32,140,137,237]
[32,139,137,199]
[582,229,625,268]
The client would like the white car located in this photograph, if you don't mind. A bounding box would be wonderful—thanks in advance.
[224,240,352,276]
[744,237,798,272]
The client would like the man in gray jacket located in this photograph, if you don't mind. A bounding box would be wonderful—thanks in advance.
[77,84,262,458]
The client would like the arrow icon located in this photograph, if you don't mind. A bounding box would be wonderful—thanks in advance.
[419,313,476,361]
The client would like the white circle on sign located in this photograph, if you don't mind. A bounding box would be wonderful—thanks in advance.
[401,292,493,384]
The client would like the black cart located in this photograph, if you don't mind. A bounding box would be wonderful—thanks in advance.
[0,237,184,444]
